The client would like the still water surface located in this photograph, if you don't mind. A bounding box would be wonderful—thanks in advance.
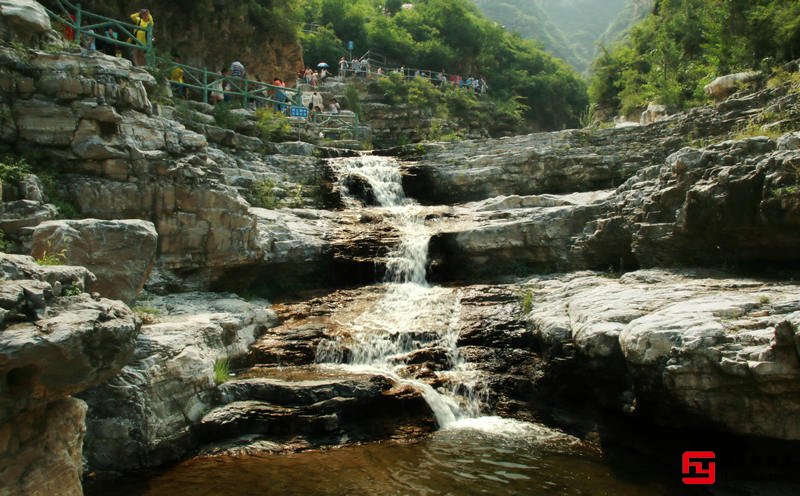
[87,417,685,496]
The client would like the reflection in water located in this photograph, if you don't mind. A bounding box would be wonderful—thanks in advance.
[86,420,682,496]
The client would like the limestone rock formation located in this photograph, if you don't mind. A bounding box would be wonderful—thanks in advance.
[81,292,276,472]
[521,270,800,440]
[0,253,139,495]
[31,218,158,303]
[0,0,51,44]
[196,372,435,448]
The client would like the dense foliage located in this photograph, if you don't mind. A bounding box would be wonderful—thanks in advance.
[589,0,800,118]
[298,0,588,129]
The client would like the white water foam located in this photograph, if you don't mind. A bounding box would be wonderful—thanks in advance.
[319,156,488,428]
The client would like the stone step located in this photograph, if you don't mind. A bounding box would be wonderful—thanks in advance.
[217,373,394,406]
[197,368,435,445]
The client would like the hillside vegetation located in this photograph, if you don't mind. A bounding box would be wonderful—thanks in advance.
[590,0,800,119]
[299,0,588,130]
[473,0,650,74]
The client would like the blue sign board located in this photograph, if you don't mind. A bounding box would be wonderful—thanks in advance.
[290,106,309,118]
[347,40,354,51]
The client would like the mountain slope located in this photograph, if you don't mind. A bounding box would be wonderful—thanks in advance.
[474,0,650,74]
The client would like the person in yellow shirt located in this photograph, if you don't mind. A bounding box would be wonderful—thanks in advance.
[129,9,153,66]
[169,61,188,99]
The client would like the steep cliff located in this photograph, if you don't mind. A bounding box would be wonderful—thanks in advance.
[40,0,304,82]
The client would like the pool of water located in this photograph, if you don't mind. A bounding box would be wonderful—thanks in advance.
[86,417,690,496]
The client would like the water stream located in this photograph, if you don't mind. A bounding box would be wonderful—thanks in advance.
[85,156,691,496]
[319,156,484,427]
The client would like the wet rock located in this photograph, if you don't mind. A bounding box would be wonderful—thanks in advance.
[30,219,158,303]
[249,323,329,365]
[196,372,434,446]
[81,292,276,472]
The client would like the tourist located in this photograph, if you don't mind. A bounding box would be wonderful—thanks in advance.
[311,91,324,112]
[229,60,246,79]
[339,57,348,77]
[273,78,288,113]
[310,71,318,88]
[129,9,154,66]
[169,56,188,99]
[320,67,328,83]
[329,98,341,114]
[209,67,226,105]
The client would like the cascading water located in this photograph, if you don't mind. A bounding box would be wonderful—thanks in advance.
[318,156,485,427]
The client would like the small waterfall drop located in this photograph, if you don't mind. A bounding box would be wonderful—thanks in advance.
[318,156,484,427]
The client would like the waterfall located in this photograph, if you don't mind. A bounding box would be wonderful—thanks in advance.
[318,156,484,427]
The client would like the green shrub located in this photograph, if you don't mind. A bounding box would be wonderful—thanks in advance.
[248,179,280,209]
[0,229,11,252]
[35,241,67,266]
[0,155,31,183]
[343,84,363,119]
[213,102,243,130]
[132,305,162,324]
[255,108,293,142]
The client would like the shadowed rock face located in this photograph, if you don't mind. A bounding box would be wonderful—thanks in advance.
[80,292,276,472]
[0,253,139,495]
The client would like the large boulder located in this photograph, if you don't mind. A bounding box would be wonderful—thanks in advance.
[81,292,276,472]
[522,269,800,440]
[704,71,760,102]
[0,253,139,495]
[0,0,51,43]
[30,219,158,304]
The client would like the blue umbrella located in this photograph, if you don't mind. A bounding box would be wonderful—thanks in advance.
[317,62,329,68]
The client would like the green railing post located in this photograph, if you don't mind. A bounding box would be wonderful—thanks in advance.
[74,3,82,45]
[202,67,208,104]
[243,78,249,109]
[145,24,154,66]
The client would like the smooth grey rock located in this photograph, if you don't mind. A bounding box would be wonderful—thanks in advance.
[81,292,277,472]
[31,219,158,303]
[0,0,51,42]
[0,292,138,422]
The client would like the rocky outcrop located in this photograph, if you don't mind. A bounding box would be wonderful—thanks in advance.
[705,71,760,102]
[0,253,139,495]
[81,292,276,472]
[0,45,266,286]
[519,269,800,440]
[196,371,435,449]
[0,398,86,496]
[0,0,51,44]
[30,218,158,303]
[386,86,790,205]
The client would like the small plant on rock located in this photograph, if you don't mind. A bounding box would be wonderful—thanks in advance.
[214,358,231,385]
[518,289,534,315]
[132,305,162,324]
[248,179,280,209]
[35,241,67,266]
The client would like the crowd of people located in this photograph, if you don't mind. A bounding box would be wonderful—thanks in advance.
[337,57,489,95]
[66,7,475,123]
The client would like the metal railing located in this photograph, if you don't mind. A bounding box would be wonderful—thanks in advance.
[308,112,361,140]
[44,0,154,65]
[165,61,302,108]
[42,1,364,140]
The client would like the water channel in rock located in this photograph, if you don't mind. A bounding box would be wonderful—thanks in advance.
[86,156,690,495]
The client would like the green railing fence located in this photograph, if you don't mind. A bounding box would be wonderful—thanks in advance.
[41,1,371,139]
